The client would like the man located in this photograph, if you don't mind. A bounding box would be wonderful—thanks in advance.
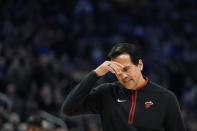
[61,43,186,131]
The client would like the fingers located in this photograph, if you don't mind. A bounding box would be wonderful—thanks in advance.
[112,61,124,74]
[107,65,116,74]
[111,61,124,67]
[94,61,123,77]
[107,61,123,75]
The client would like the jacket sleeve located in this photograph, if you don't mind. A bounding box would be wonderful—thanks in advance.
[164,92,186,131]
[61,70,105,116]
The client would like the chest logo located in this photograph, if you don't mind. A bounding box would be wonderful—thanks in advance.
[145,101,154,109]
[117,99,127,102]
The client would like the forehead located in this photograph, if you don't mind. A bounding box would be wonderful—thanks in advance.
[111,53,134,66]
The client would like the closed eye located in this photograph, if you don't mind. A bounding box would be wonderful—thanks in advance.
[123,66,130,72]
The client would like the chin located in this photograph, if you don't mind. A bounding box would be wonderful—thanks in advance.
[123,81,136,89]
[125,86,134,90]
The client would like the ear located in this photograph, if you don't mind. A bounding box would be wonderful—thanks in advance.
[138,59,143,71]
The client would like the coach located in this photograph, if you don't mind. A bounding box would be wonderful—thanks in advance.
[61,43,186,131]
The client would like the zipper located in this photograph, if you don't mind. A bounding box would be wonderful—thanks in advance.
[128,90,138,124]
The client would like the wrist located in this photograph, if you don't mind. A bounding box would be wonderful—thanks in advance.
[94,69,102,77]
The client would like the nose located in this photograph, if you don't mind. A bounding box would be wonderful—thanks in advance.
[122,73,128,80]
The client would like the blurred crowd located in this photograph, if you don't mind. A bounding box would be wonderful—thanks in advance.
[0,0,196,130]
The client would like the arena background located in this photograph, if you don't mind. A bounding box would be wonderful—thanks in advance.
[0,0,196,130]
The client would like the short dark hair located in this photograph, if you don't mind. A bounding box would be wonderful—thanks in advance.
[107,43,141,65]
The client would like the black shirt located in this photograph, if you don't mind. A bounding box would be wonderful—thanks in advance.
[61,71,186,131]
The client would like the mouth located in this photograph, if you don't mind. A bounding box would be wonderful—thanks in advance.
[123,79,132,84]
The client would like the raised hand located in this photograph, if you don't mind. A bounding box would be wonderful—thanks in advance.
[94,61,123,77]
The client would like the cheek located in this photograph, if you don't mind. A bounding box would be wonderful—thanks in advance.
[135,70,142,80]
[128,69,140,79]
